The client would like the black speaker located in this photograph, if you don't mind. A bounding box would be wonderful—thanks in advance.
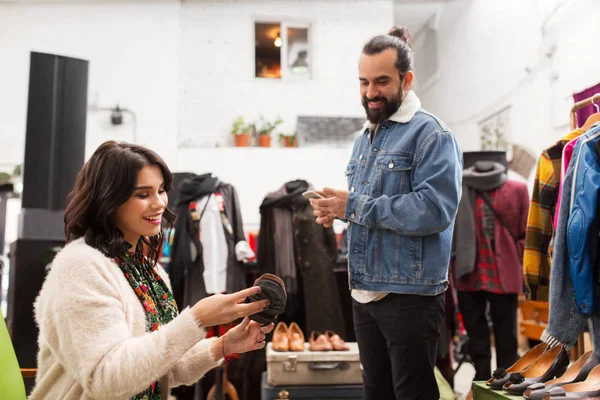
[7,240,64,369]
[21,52,89,211]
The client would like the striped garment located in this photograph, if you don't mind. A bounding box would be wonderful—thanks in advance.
[523,129,583,300]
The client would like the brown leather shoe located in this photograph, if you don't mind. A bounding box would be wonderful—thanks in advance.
[288,322,305,352]
[325,330,349,351]
[309,331,333,351]
[271,322,289,352]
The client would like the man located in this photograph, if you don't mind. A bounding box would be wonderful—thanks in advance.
[310,26,462,400]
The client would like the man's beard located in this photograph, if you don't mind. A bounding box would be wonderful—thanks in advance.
[362,87,403,124]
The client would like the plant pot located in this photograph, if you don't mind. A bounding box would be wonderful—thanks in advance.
[259,135,271,148]
[284,137,298,148]
[234,133,249,147]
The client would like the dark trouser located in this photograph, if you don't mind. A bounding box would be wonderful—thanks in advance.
[457,291,519,381]
[353,292,445,400]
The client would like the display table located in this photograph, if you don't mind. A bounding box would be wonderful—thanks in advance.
[472,381,524,400]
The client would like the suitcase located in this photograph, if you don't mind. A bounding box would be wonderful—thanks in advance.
[261,371,363,400]
[266,342,363,386]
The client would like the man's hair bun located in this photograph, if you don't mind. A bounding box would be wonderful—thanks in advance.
[388,26,412,48]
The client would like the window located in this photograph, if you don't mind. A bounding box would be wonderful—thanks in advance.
[254,22,310,79]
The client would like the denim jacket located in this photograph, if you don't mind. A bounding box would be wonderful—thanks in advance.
[567,123,600,314]
[344,102,462,296]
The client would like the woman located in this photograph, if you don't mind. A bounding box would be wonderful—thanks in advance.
[29,141,273,400]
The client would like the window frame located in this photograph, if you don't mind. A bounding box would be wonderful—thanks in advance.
[253,18,312,81]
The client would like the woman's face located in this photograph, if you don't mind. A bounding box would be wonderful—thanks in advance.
[115,165,168,249]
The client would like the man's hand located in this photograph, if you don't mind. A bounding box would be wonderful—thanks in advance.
[309,187,349,227]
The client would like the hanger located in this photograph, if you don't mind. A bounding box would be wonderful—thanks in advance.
[580,97,600,132]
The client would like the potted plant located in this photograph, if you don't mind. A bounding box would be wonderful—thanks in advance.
[231,116,249,147]
[255,116,283,148]
[279,132,298,148]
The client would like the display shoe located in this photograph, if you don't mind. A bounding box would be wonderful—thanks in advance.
[503,345,570,394]
[540,364,600,399]
[524,352,600,400]
[309,331,333,351]
[288,322,305,352]
[325,330,350,351]
[246,273,287,326]
[271,322,290,352]
[487,343,548,389]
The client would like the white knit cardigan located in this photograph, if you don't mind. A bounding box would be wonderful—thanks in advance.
[29,238,222,400]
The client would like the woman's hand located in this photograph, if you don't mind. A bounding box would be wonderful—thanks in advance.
[224,317,274,355]
[190,287,269,328]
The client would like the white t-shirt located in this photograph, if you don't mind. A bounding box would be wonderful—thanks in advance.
[351,289,389,303]
[196,195,228,294]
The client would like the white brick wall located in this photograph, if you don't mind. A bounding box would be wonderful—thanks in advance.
[0,1,181,167]
[175,0,393,225]
[0,0,393,228]
[177,0,393,147]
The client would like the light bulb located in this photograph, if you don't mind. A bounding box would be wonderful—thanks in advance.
[274,36,282,47]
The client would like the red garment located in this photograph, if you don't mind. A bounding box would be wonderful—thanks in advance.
[455,180,529,294]
[457,191,503,293]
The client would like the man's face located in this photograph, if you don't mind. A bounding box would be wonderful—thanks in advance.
[358,48,403,124]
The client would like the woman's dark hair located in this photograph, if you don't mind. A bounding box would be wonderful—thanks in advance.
[64,141,176,264]
[362,26,414,79]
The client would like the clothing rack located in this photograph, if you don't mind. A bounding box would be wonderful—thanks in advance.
[570,93,600,130]
[520,94,600,360]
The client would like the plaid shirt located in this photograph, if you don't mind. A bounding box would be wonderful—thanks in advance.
[457,190,503,293]
[523,129,583,301]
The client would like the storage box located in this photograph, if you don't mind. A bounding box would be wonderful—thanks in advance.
[261,371,363,400]
[266,342,363,386]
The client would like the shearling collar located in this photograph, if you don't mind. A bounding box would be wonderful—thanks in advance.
[362,90,422,131]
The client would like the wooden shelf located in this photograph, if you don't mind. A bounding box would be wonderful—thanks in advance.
[519,299,548,341]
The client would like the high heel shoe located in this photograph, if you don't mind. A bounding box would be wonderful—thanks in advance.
[503,345,570,394]
[487,343,548,389]
[524,352,599,399]
[541,364,600,399]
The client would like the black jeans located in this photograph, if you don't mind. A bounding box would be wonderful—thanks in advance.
[353,292,445,400]
[457,291,519,381]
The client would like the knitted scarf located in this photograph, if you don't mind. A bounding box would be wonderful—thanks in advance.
[453,162,507,279]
